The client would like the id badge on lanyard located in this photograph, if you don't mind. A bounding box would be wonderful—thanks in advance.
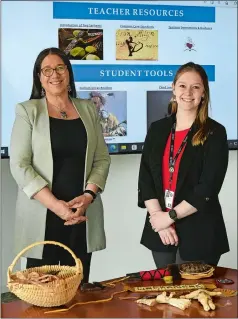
[165,189,174,209]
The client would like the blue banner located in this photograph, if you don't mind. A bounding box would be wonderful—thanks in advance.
[53,2,215,23]
[72,64,215,82]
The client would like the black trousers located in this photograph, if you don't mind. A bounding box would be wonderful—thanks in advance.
[152,249,220,269]
[26,214,92,283]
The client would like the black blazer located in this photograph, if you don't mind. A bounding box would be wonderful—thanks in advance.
[138,114,230,261]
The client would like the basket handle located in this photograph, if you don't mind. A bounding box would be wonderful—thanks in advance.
[7,240,82,281]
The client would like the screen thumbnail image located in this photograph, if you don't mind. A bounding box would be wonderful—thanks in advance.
[58,28,103,60]
[78,91,127,137]
[147,91,172,129]
[116,29,158,61]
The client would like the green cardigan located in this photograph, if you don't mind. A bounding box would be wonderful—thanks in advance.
[10,97,111,258]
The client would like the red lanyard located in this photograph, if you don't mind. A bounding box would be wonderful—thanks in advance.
[168,122,191,189]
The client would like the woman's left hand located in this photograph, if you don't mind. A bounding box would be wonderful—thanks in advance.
[64,194,93,226]
[64,204,88,226]
[149,211,174,232]
[68,194,93,209]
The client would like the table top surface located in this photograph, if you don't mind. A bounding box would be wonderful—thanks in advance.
[1,266,237,318]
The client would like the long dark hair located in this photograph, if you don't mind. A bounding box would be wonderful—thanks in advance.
[30,47,76,99]
[169,62,210,146]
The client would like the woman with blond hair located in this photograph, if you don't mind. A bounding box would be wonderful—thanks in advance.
[138,62,229,268]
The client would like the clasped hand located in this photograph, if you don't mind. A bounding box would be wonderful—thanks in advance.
[54,194,93,225]
[149,210,174,231]
[149,211,178,246]
[64,194,93,225]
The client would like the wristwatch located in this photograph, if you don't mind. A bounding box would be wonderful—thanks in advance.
[83,190,97,203]
[168,209,178,222]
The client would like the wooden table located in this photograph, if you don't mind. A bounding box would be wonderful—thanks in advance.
[1,267,237,318]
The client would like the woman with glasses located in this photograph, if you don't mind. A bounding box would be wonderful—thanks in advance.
[10,47,110,283]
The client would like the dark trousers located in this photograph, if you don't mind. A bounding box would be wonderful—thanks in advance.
[27,210,92,284]
[152,249,220,269]
[26,251,92,284]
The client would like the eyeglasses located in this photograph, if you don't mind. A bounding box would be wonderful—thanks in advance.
[41,64,67,77]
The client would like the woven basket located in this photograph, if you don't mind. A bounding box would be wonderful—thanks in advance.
[7,241,83,307]
[180,267,215,280]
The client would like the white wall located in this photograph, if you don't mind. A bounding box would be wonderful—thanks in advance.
[1,152,237,292]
